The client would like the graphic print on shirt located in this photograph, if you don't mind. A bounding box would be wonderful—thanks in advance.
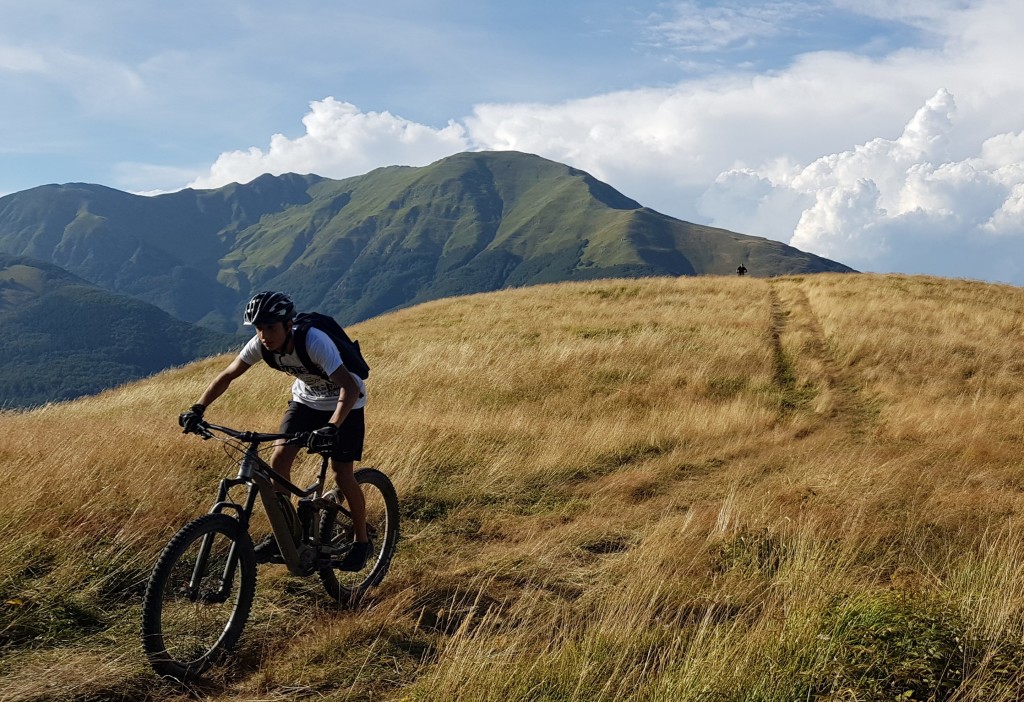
[275,359,337,398]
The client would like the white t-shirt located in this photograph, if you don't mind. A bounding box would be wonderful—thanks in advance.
[239,328,367,412]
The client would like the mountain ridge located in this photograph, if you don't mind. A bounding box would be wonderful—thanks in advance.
[0,151,852,333]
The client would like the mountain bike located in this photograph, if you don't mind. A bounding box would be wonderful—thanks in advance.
[140,420,399,680]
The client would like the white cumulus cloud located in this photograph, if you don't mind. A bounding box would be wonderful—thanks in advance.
[700,89,1024,283]
[188,98,469,189]
[181,0,1024,284]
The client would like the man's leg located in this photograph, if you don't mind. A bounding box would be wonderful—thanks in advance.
[272,400,321,499]
[269,443,301,496]
[332,459,367,542]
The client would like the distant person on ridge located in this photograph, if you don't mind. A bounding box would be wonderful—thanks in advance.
[737,264,747,276]
[178,291,370,571]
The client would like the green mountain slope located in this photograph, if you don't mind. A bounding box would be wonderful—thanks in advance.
[0,255,243,408]
[0,174,322,331]
[0,151,852,331]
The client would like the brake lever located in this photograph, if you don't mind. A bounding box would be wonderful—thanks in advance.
[183,420,213,440]
[285,432,310,447]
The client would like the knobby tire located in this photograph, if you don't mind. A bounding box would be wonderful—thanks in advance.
[140,512,257,680]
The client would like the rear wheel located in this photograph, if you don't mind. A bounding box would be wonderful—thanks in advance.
[318,468,399,604]
[141,513,257,679]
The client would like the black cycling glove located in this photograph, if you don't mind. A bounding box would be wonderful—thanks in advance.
[307,424,338,454]
[178,403,206,433]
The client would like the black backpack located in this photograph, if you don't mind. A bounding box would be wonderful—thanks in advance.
[260,312,370,380]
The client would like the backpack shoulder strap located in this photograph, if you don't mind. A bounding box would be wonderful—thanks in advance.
[286,311,370,381]
[290,314,327,379]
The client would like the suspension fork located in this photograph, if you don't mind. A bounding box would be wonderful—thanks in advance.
[212,482,260,599]
[189,447,262,600]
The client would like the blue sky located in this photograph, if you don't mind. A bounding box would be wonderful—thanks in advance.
[2,0,1023,284]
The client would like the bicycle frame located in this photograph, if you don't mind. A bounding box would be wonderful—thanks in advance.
[198,423,350,578]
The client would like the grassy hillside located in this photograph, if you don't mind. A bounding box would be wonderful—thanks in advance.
[0,273,1022,700]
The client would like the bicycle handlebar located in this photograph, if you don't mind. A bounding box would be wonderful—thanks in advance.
[186,420,309,447]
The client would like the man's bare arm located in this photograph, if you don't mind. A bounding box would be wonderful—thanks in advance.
[196,356,252,408]
[326,367,360,427]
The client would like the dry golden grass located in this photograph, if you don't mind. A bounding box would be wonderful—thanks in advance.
[1,272,1023,701]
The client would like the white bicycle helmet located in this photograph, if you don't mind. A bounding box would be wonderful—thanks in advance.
[243,291,294,326]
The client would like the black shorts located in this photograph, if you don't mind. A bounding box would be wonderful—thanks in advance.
[279,401,364,462]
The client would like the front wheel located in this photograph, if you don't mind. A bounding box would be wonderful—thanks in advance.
[319,468,400,604]
[141,512,257,679]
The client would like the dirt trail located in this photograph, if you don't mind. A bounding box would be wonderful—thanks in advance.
[769,280,877,437]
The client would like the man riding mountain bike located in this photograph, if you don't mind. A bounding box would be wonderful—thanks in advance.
[179,291,371,571]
